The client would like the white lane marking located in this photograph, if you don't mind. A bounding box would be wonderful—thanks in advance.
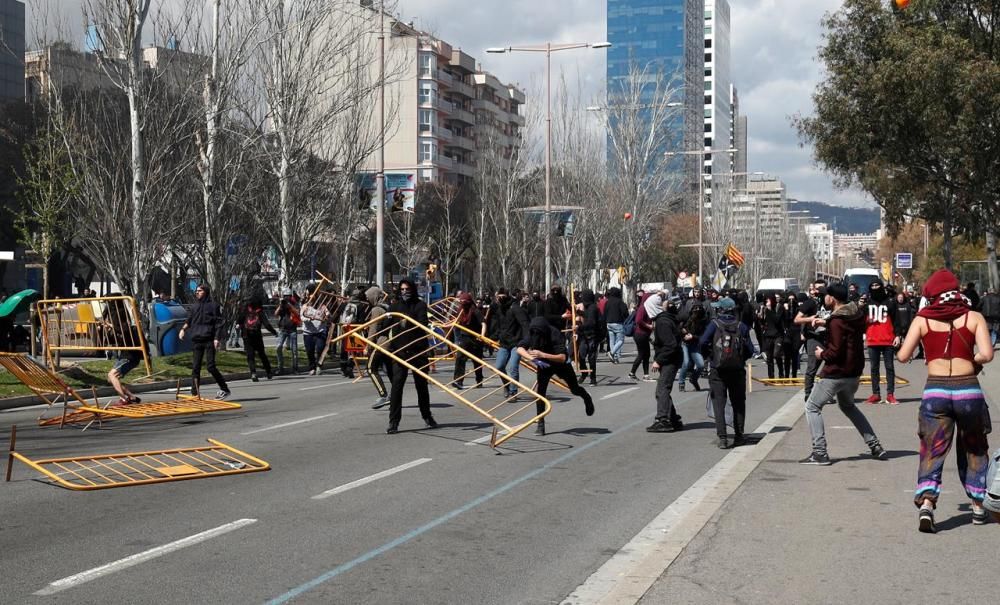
[241,413,339,435]
[600,386,640,401]
[564,388,807,605]
[299,381,354,391]
[466,434,493,446]
[35,519,257,596]
[312,458,432,500]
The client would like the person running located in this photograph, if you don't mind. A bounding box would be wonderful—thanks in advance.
[275,288,301,375]
[799,283,886,465]
[451,292,485,389]
[647,294,684,433]
[237,296,277,381]
[495,288,530,399]
[795,280,829,401]
[897,269,994,532]
[365,286,392,409]
[301,283,331,376]
[518,317,595,436]
[179,284,231,399]
[576,289,600,386]
[677,300,707,392]
[629,291,662,381]
[385,279,436,434]
[603,287,629,364]
[700,296,754,449]
[864,280,900,405]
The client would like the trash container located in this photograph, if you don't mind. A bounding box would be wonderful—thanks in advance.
[151,301,191,356]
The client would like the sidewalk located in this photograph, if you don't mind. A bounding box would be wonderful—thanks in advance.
[638,361,1000,604]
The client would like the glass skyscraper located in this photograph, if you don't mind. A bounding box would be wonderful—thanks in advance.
[607,0,705,199]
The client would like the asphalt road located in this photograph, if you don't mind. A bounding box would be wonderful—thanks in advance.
[0,347,796,605]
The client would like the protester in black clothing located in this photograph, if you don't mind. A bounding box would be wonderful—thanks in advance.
[981,288,1000,347]
[782,292,802,378]
[647,295,685,433]
[794,280,829,400]
[543,285,571,329]
[452,292,484,389]
[525,291,546,319]
[893,292,914,345]
[758,295,784,378]
[603,287,629,363]
[179,284,230,399]
[576,289,600,385]
[385,279,436,434]
[237,297,277,381]
[964,282,981,311]
[700,297,754,449]
[495,288,530,397]
[518,317,595,436]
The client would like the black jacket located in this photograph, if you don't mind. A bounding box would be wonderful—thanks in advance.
[543,295,570,329]
[186,297,225,343]
[603,292,629,324]
[518,317,568,365]
[387,296,430,356]
[237,305,277,336]
[653,311,683,367]
[498,300,530,348]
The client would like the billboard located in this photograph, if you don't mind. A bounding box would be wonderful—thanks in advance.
[357,172,416,212]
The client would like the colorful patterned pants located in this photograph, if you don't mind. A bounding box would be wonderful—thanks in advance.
[915,375,991,507]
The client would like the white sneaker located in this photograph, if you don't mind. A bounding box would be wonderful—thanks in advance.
[216,390,231,400]
[371,395,389,409]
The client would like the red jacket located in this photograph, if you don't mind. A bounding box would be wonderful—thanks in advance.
[864,299,897,347]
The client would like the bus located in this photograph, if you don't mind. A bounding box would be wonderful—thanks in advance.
[843,268,881,296]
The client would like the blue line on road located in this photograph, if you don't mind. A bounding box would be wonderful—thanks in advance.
[264,414,651,604]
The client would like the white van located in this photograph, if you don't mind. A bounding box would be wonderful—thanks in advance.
[756,278,800,299]
[843,268,881,295]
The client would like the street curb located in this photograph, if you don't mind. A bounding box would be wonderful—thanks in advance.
[561,388,807,605]
[0,371,254,412]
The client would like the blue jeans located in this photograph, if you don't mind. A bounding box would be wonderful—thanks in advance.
[494,346,521,394]
[607,323,625,360]
[276,329,299,372]
[679,342,704,384]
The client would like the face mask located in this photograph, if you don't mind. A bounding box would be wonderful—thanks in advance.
[401,290,414,301]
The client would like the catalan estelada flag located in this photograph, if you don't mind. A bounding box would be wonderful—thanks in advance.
[724,242,745,268]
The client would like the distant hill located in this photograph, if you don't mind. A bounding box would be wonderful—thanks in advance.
[792,201,880,234]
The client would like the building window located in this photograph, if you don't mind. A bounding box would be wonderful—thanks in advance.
[704,80,712,91]
[419,85,433,104]
[704,108,712,118]
[419,54,434,76]
[420,141,435,163]
[420,169,433,182]
[704,26,712,35]
[705,39,712,49]
[419,109,433,132]
[704,137,712,146]
[704,67,712,77]
[704,123,712,132]
[704,94,712,105]
[704,53,712,62]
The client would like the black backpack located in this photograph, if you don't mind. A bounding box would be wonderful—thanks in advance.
[711,319,746,370]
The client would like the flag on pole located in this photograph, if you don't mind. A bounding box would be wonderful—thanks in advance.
[724,242,745,267]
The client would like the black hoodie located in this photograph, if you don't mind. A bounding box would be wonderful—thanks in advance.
[653,307,683,366]
[518,316,567,361]
[579,289,600,339]
[603,288,629,324]
[498,296,530,349]
[186,286,225,343]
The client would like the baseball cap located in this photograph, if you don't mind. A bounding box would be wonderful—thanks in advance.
[712,297,736,310]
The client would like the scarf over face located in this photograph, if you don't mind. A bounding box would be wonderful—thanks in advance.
[918,269,972,322]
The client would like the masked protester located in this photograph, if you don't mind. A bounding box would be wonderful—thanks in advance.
[495,288,530,399]
[699,297,754,448]
[179,284,231,399]
[576,289,601,386]
[451,292,485,389]
[517,317,595,436]
[863,280,901,405]
[647,295,684,433]
[384,279,437,434]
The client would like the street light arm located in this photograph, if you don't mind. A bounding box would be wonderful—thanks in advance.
[489,42,609,53]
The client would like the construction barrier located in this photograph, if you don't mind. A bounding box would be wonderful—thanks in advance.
[6,426,268,490]
[0,353,241,429]
[331,312,551,447]
[753,375,911,387]
[428,297,462,327]
[449,322,568,392]
[36,296,152,375]
[305,272,349,367]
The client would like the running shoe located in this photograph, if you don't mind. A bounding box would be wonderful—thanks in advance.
[918,507,936,533]
[870,444,889,460]
[645,421,672,433]
[865,394,881,405]
[798,452,832,465]
[371,395,389,409]
[886,394,899,405]
[972,507,989,525]
[216,390,231,400]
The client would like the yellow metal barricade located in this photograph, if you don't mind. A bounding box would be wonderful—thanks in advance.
[331,313,551,447]
[449,322,568,392]
[753,375,911,387]
[36,296,152,375]
[6,426,269,490]
[0,353,241,428]
[429,297,462,326]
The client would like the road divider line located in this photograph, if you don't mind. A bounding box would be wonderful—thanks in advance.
[312,458,432,500]
[241,413,339,435]
[299,381,354,392]
[601,386,639,401]
[34,518,257,596]
[267,416,651,604]
[562,388,807,605]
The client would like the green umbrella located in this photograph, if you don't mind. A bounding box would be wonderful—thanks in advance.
[0,289,41,319]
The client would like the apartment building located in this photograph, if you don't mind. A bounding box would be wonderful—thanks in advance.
[363,16,524,185]
[729,174,788,241]
[0,0,24,100]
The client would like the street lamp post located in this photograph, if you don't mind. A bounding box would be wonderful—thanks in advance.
[664,148,737,285]
[375,1,386,288]
[488,41,610,293]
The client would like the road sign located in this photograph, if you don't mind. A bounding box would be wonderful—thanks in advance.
[895,252,913,269]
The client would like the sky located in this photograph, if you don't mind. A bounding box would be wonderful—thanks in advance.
[26,0,870,208]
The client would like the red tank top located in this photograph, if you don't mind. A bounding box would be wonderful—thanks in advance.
[921,315,975,362]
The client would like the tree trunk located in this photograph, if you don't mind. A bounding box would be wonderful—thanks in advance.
[942,209,953,270]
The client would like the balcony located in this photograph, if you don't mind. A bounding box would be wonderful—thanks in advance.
[473,98,503,116]
[447,134,476,151]
[450,49,476,73]
[449,107,476,125]
[509,112,526,126]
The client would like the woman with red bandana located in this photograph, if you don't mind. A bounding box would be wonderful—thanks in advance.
[451,292,484,389]
[898,269,994,533]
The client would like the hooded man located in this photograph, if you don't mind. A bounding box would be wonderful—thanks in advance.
[495,288,530,399]
[576,289,601,386]
[365,286,392,409]
[543,285,571,330]
[800,283,887,465]
[518,316,595,436]
[863,280,900,405]
[647,294,685,433]
[699,296,754,448]
[385,279,437,433]
[179,283,230,399]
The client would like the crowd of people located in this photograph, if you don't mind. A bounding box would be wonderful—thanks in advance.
[162,270,999,530]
